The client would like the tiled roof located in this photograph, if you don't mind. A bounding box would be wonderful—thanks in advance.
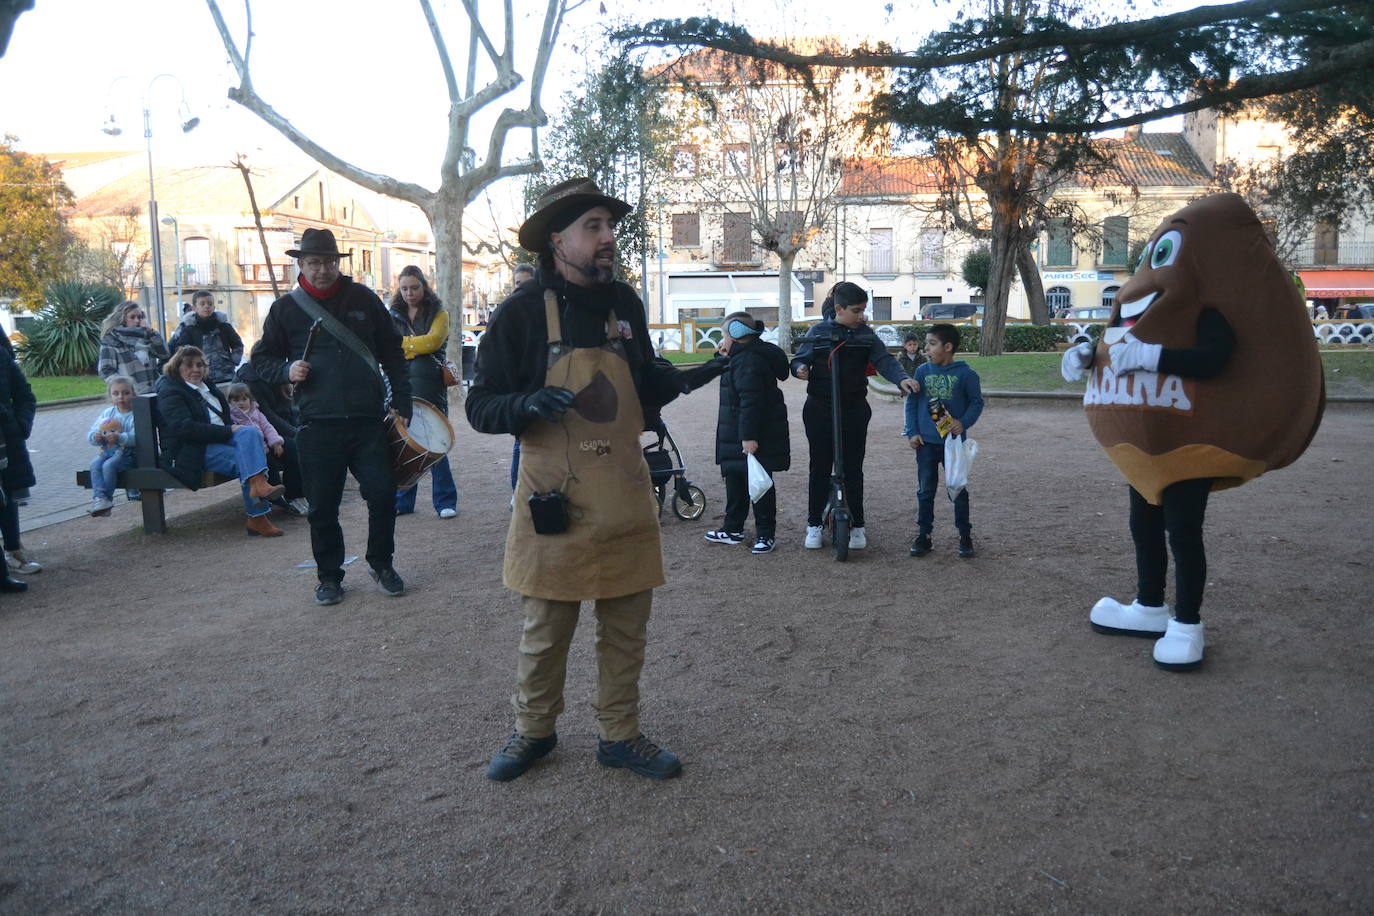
[839,133,1210,199]
[840,157,943,196]
[1086,132,1210,186]
[71,163,313,218]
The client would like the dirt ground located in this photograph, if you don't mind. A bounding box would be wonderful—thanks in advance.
[2,382,1371,914]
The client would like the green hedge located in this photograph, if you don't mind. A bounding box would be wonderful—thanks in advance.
[893,322,1070,353]
[788,321,1071,353]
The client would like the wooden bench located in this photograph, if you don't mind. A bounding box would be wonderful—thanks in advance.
[75,394,236,534]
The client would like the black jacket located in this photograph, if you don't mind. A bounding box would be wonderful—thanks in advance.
[791,319,910,401]
[390,301,449,413]
[169,311,244,384]
[251,277,411,423]
[155,374,235,489]
[714,338,791,474]
[0,347,36,492]
[466,268,707,436]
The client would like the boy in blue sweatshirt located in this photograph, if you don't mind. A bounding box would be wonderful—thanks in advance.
[903,323,984,558]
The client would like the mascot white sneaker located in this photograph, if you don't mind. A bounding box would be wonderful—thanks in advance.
[1153,619,1205,671]
[1089,597,1170,637]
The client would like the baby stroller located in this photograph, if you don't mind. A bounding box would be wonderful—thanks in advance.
[642,418,706,520]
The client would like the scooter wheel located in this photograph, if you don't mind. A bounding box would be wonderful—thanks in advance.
[673,485,706,521]
[832,512,850,562]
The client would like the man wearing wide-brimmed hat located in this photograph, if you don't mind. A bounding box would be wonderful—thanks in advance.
[468,178,715,783]
[252,228,412,607]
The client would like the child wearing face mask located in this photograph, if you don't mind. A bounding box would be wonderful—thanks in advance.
[87,375,139,516]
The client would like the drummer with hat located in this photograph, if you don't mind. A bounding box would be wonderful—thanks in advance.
[468,177,710,782]
[251,228,412,606]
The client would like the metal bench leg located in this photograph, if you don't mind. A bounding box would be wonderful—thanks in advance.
[141,490,168,535]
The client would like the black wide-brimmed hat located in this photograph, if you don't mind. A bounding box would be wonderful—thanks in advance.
[518,177,632,252]
[285,228,352,259]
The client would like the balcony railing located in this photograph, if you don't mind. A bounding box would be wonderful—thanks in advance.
[1291,240,1374,269]
[863,249,896,275]
[711,241,764,268]
[237,263,291,284]
[180,261,215,286]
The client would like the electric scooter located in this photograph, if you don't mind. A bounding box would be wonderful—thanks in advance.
[814,326,852,562]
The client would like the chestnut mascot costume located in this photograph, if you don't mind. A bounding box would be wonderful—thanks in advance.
[1061,193,1324,670]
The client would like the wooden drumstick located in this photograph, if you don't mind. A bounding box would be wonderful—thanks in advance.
[301,318,323,363]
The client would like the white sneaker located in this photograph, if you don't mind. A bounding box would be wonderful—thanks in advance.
[1153,619,1205,670]
[804,525,824,549]
[7,550,41,574]
[438,507,457,519]
[1090,597,1170,636]
[848,527,867,550]
[89,496,114,516]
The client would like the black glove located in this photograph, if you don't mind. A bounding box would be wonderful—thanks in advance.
[522,386,577,423]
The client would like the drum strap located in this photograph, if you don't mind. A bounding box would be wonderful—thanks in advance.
[289,286,384,383]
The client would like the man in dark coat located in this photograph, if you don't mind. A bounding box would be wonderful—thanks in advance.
[251,228,412,606]
[466,177,718,784]
[0,339,36,588]
[169,290,244,384]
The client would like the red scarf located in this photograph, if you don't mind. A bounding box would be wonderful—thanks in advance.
[298,272,341,299]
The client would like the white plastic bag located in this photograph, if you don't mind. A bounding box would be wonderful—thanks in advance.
[944,436,979,501]
[746,453,774,503]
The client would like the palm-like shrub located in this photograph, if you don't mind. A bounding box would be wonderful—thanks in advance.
[16,281,122,376]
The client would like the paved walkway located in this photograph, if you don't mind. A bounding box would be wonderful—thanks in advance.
[20,397,122,534]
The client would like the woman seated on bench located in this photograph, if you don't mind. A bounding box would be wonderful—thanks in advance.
[155,345,288,537]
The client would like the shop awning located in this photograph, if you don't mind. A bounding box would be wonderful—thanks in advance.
[1298,270,1374,298]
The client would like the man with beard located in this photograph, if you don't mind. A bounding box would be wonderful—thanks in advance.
[467,178,707,782]
[251,228,412,606]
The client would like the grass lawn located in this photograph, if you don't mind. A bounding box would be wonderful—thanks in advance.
[28,375,109,403]
[959,348,1374,395]
[667,348,1374,395]
[661,351,718,365]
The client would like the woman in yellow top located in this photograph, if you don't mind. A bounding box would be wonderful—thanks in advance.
[388,265,459,517]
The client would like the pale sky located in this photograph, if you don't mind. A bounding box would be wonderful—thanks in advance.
[0,0,904,188]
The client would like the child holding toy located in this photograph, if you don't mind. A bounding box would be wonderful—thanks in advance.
[903,323,984,559]
[87,375,138,516]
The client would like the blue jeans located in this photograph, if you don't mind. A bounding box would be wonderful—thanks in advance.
[915,440,970,536]
[203,426,271,518]
[90,447,134,501]
[395,455,457,514]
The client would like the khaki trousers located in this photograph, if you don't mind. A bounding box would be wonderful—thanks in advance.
[513,589,653,742]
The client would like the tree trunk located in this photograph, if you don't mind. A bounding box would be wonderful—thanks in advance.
[776,250,795,345]
[1016,243,1049,325]
[428,202,466,401]
[980,208,1019,356]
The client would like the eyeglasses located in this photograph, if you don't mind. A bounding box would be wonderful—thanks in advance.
[302,258,339,269]
[128,312,145,319]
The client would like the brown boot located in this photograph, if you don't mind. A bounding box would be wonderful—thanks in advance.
[245,514,284,537]
[247,473,285,502]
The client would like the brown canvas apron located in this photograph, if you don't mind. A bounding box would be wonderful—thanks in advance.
[502,291,665,600]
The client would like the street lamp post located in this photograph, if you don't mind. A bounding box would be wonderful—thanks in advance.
[102,74,199,339]
[161,215,181,316]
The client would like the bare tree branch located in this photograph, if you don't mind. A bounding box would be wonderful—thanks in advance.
[420,0,460,105]
[206,0,434,203]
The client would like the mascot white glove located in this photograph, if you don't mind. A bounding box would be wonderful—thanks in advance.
[1060,341,1095,382]
[1108,333,1163,374]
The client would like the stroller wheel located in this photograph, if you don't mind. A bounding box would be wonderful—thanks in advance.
[672,485,706,521]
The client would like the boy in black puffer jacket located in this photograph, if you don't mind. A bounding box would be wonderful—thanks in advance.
[703,312,791,554]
